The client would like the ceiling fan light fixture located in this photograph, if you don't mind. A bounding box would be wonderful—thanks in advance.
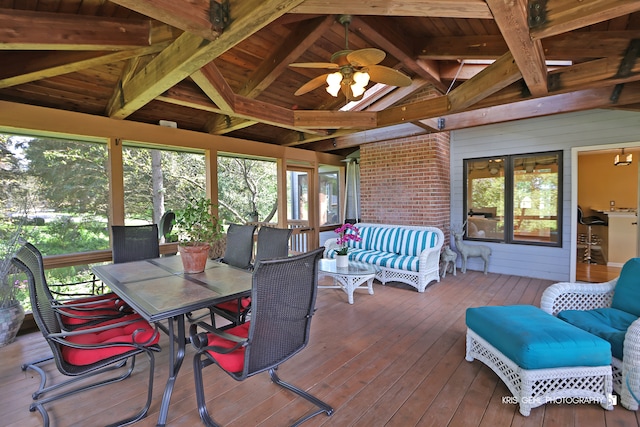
[326,72,343,96]
[350,71,370,97]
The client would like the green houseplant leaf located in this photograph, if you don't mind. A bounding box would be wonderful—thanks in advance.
[174,197,222,246]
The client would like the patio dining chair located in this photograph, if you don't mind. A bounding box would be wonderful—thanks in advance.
[12,243,161,427]
[211,226,293,327]
[111,224,160,263]
[206,223,257,328]
[190,247,333,426]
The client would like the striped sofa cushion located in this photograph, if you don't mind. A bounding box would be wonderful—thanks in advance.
[397,229,438,256]
[326,248,420,272]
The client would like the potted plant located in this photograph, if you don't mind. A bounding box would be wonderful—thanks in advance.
[0,226,26,346]
[174,197,222,273]
[334,223,361,268]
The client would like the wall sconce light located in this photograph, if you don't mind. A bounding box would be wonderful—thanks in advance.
[614,148,632,166]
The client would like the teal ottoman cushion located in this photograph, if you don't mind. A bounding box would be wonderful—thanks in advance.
[466,305,611,370]
[558,307,636,360]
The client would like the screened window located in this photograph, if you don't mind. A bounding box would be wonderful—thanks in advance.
[217,156,278,226]
[122,145,206,227]
[319,168,340,226]
[464,151,562,246]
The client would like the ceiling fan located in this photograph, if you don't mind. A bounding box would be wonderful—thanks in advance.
[290,15,412,101]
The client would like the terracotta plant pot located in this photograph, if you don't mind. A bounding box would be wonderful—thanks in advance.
[179,244,211,273]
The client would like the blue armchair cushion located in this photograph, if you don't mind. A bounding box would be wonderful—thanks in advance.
[466,305,611,370]
[611,257,640,317]
[557,307,637,360]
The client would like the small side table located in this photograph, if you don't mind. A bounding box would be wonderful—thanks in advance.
[318,259,379,304]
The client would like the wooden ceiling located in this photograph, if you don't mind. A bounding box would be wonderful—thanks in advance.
[1,0,640,155]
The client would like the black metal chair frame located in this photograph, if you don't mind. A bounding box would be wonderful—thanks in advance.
[211,226,293,328]
[111,224,160,264]
[190,247,333,427]
[12,244,161,427]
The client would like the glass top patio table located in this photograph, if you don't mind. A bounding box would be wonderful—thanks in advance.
[317,258,379,304]
[92,256,252,426]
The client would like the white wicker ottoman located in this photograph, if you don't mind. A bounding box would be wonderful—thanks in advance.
[466,305,614,416]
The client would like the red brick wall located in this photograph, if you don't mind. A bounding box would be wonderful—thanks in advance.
[359,132,450,240]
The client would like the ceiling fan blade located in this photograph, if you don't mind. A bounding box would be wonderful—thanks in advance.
[294,74,330,96]
[289,62,339,69]
[366,65,412,87]
[347,48,386,67]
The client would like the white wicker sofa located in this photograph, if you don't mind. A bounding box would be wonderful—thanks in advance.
[541,257,640,410]
[324,223,444,292]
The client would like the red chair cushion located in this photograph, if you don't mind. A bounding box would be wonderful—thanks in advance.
[214,297,251,312]
[204,322,250,373]
[62,318,159,366]
[59,293,128,326]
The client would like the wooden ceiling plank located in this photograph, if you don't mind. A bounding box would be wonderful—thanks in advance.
[107,0,307,119]
[289,0,493,19]
[240,15,335,98]
[108,0,223,41]
[530,0,640,40]
[0,9,156,50]
[447,51,523,111]
[0,44,170,89]
[354,16,446,92]
[191,62,236,111]
[486,0,548,96]
[419,35,509,60]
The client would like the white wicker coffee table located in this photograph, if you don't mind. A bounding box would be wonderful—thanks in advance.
[318,259,378,304]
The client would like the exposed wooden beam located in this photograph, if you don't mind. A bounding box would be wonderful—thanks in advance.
[205,115,258,134]
[529,0,640,40]
[0,44,169,89]
[191,62,236,111]
[108,0,224,41]
[447,51,523,111]
[293,110,377,129]
[289,0,493,19]
[310,82,640,151]
[377,96,451,127]
[107,0,306,119]
[0,9,156,50]
[487,0,548,96]
[442,83,640,130]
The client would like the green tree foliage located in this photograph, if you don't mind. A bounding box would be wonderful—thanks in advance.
[217,157,277,224]
[16,137,108,217]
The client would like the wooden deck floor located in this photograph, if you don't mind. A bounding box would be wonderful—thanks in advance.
[2,270,639,427]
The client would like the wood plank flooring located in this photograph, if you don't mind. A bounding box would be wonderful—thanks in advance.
[2,270,639,427]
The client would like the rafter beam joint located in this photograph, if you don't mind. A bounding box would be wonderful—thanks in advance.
[210,0,230,33]
[528,0,547,29]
